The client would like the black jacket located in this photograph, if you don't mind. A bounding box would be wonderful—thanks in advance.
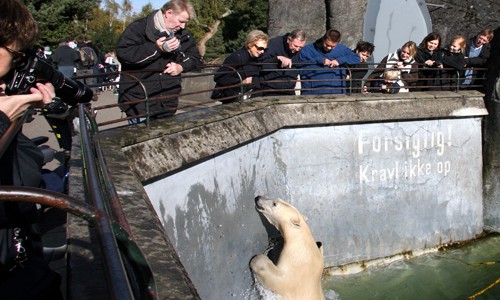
[212,47,260,101]
[116,10,201,117]
[51,45,79,68]
[465,36,491,67]
[257,34,300,95]
[464,36,491,86]
[414,47,440,90]
[0,111,43,258]
[432,48,466,90]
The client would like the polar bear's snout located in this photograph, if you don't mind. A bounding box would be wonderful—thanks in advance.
[254,196,265,211]
[254,195,276,212]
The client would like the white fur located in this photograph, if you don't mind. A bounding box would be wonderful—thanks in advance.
[250,196,325,300]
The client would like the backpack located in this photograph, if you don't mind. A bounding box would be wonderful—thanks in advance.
[79,47,96,68]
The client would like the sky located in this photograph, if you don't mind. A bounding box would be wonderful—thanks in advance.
[132,0,162,13]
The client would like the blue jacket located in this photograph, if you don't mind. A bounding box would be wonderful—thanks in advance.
[299,40,360,94]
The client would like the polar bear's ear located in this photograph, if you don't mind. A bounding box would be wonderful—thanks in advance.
[316,241,324,256]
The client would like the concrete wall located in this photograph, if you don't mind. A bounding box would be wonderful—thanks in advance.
[144,119,483,299]
[90,91,487,299]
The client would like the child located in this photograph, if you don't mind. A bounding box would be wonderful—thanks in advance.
[372,69,401,94]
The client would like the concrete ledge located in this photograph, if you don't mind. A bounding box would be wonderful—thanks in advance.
[101,91,487,183]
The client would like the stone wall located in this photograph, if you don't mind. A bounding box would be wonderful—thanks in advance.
[268,0,500,48]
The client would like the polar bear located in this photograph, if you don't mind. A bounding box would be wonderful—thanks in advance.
[250,196,325,300]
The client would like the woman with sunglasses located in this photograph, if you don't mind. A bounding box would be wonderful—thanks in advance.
[0,0,63,299]
[211,30,269,104]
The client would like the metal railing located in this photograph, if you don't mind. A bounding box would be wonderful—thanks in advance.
[79,62,488,130]
[0,105,157,299]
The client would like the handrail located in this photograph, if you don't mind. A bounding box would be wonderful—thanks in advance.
[0,186,98,223]
[86,62,488,130]
[78,104,157,299]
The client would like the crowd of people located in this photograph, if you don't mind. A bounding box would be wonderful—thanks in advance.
[94,0,497,123]
[210,27,495,100]
[0,0,499,297]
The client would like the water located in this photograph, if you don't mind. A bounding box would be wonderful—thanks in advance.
[323,234,500,300]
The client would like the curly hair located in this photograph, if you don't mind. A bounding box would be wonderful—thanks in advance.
[0,0,39,50]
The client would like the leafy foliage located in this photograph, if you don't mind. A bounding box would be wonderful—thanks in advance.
[25,0,268,60]
[26,0,100,47]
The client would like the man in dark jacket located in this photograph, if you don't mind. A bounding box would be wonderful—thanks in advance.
[51,38,79,78]
[116,0,201,123]
[257,29,307,96]
[463,28,494,89]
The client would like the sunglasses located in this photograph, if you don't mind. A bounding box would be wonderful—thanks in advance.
[253,45,267,51]
[2,46,26,64]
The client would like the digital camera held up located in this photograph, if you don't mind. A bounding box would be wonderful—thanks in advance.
[6,50,94,106]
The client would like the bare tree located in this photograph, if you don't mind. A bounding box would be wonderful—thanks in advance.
[196,9,232,58]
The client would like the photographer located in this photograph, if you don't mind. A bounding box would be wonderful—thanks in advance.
[116,0,201,124]
[0,0,63,298]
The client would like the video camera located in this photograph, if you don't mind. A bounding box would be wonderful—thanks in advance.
[6,50,93,105]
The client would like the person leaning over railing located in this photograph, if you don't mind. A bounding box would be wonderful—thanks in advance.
[0,0,64,298]
[347,40,375,94]
[116,0,201,124]
[431,35,467,91]
[366,41,418,93]
[256,29,307,96]
[414,32,442,91]
[298,29,360,95]
[211,30,269,104]
[463,28,494,89]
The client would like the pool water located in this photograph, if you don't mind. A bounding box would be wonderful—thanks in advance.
[323,234,500,300]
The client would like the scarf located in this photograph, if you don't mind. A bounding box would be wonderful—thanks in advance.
[146,10,172,42]
[153,10,168,33]
[386,50,415,73]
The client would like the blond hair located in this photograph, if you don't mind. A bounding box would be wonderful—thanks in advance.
[161,0,196,20]
[245,30,269,48]
[450,35,467,52]
[401,41,417,57]
[384,70,400,81]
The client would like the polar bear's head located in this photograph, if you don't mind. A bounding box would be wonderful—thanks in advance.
[254,196,306,232]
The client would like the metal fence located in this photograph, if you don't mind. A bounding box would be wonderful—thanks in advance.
[82,63,487,129]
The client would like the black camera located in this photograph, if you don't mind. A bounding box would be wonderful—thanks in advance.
[6,51,93,106]
[159,30,175,41]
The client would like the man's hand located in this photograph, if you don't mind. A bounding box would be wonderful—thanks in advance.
[157,36,180,53]
[324,58,340,68]
[163,62,183,76]
[277,56,292,68]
